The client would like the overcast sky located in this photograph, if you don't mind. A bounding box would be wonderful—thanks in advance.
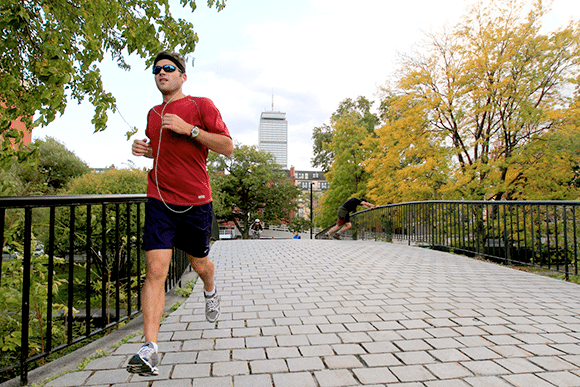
[32,0,580,171]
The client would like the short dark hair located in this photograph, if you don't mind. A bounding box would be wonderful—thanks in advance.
[154,51,186,73]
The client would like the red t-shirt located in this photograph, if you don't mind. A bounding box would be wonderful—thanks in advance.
[145,96,231,206]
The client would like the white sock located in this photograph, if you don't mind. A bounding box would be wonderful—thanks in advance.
[205,288,216,297]
[150,342,158,352]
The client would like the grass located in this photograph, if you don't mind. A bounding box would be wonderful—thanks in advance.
[30,350,109,387]
[174,278,196,298]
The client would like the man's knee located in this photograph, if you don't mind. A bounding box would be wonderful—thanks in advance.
[190,256,213,274]
[146,250,172,282]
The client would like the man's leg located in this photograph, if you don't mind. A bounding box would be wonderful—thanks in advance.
[327,224,340,234]
[142,249,173,343]
[189,255,215,292]
[127,248,171,376]
[189,255,220,322]
[339,222,353,233]
[326,218,343,237]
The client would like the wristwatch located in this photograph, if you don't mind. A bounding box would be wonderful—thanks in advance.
[190,126,200,138]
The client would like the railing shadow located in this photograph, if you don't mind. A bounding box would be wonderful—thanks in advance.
[317,200,580,278]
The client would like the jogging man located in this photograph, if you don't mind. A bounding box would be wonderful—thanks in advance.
[127,51,233,376]
[325,197,376,240]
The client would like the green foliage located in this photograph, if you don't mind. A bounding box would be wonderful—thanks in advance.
[65,167,148,195]
[286,217,312,233]
[12,137,91,195]
[48,168,147,259]
[30,349,109,387]
[170,302,183,312]
[0,139,38,197]
[0,253,67,372]
[0,0,227,138]
[209,144,302,239]
[174,279,196,298]
[311,123,334,173]
[40,168,148,326]
[313,96,379,227]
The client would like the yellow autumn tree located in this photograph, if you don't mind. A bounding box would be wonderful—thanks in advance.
[366,0,580,202]
[364,93,452,204]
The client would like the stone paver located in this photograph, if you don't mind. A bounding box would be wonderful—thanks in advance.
[33,240,580,387]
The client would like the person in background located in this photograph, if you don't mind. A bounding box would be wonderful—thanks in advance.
[324,197,376,240]
[293,231,301,239]
[251,219,263,239]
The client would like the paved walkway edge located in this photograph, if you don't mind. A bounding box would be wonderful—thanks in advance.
[0,270,199,387]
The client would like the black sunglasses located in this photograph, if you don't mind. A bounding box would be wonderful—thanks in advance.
[152,64,177,75]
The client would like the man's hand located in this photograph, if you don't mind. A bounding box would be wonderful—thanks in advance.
[162,113,192,136]
[161,113,234,157]
[132,138,153,158]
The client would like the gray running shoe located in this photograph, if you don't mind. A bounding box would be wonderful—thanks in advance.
[127,342,159,376]
[205,292,221,323]
[332,233,342,240]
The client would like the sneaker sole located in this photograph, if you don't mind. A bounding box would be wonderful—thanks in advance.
[127,356,159,376]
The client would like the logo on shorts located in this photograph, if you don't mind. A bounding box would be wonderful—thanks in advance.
[198,195,206,199]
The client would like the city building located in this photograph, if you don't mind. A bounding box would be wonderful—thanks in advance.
[288,166,328,221]
[259,111,288,168]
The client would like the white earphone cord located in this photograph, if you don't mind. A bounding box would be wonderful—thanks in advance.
[153,90,201,214]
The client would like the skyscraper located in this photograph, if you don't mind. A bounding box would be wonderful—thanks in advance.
[259,111,288,168]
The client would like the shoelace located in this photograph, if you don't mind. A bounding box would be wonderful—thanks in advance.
[137,345,155,359]
[206,296,219,311]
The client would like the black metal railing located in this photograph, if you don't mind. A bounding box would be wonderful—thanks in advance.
[0,195,190,385]
[317,200,580,278]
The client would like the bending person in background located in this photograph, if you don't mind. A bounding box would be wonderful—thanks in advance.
[325,197,376,240]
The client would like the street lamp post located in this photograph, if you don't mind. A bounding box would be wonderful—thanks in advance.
[310,182,314,239]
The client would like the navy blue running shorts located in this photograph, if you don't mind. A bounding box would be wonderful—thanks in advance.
[142,198,213,258]
[336,206,350,227]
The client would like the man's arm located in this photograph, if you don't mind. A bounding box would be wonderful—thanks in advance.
[161,113,233,157]
[361,201,376,209]
[195,130,233,157]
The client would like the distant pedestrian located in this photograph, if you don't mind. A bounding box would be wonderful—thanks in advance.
[293,231,301,239]
[251,219,263,239]
[325,197,376,240]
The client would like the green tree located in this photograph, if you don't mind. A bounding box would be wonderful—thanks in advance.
[314,96,379,227]
[311,123,334,174]
[367,0,580,202]
[14,137,91,195]
[209,144,301,239]
[287,217,312,234]
[0,0,226,138]
[65,167,147,195]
